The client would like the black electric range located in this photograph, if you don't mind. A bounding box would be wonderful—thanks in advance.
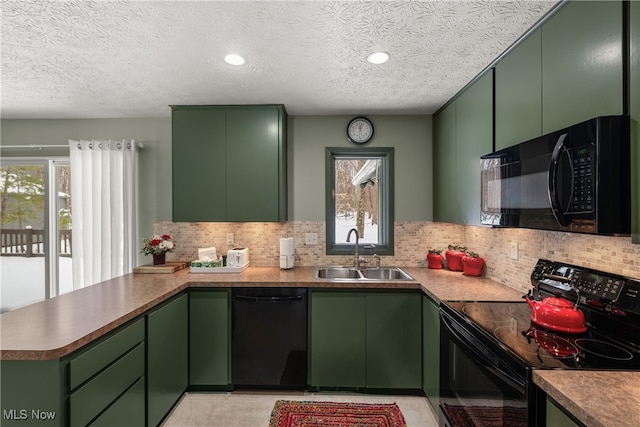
[438,259,640,427]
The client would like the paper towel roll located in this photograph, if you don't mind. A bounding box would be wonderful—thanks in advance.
[280,237,294,269]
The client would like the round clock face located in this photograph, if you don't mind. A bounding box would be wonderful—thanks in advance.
[347,117,374,144]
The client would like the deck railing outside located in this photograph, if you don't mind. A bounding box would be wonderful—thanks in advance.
[0,228,72,257]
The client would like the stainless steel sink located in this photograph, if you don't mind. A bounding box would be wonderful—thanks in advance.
[314,266,413,281]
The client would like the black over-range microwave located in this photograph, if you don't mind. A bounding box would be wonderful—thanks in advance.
[480,115,631,235]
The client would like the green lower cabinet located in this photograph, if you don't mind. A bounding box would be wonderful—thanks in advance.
[147,293,188,427]
[310,291,367,387]
[89,377,145,427]
[546,397,583,427]
[366,293,421,389]
[189,290,230,387]
[309,290,421,390]
[422,295,440,411]
[0,359,66,427]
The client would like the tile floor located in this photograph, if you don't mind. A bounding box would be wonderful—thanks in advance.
[162,391,438,427]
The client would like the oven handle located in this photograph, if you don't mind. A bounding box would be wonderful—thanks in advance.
[441,310,526,389]
[548,133,570,227]
[234,295,303,303]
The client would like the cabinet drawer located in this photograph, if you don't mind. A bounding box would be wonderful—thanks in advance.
[70,343,144,427]
[89,377,145,427]
[70,318,144,390]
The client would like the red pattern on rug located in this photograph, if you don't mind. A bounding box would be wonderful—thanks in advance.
[268,400,407,427]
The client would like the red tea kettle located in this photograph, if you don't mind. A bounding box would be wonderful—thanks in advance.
[525,275,587,334]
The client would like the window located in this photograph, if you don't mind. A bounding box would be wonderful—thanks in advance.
[0,158,72,312]
[325,147,394,255]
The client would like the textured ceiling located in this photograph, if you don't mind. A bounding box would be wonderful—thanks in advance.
[1,0,558,119]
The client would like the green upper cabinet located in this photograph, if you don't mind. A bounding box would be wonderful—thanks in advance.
[631,0,640,244]
[541,1,623,133]
[172,107,227,221]
[433,100,459,223]
[455,71,493,226]
[495,29,542,150]
[171,105,287,222]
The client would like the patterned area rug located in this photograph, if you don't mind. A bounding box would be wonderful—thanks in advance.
[268,400,407,427]
[443,404,527,427]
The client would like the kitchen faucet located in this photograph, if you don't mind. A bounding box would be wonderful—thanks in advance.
[346,228,359,268]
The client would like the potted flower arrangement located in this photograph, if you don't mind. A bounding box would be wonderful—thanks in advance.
[426,249,444,269]
[141,234,175,265]
[445,245,466,271]
[462,251,485,277]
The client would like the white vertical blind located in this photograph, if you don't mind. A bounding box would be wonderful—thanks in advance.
[69,140,138,289]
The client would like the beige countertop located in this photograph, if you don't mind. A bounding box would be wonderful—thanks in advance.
[534,370,640,427]
[1,264,636,426]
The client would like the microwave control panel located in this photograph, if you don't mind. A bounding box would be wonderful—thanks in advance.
[570,145,595,213]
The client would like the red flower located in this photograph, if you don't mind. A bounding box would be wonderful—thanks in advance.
[161,234,172,240]
[150,239,162,246]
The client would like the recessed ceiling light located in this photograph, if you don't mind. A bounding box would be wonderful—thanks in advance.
[224,54,245,66]
[367,51,390,64]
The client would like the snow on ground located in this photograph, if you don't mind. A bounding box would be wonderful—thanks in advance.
[335,215,379,244]
[0,256,73,313]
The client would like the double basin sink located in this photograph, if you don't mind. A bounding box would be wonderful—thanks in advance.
[314,266,413,281]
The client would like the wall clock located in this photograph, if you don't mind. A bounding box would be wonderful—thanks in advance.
[346,117,374,144]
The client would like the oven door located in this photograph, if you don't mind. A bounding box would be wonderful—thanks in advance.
[439,305,539,427]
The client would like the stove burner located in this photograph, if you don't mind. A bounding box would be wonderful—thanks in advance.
[524,327,579,359]
[574,338,634,361]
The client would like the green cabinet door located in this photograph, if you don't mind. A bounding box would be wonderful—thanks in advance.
[226,108,286,221]
[541,1,623,133]
[495,29,542,150]
[310,291,366,388]
[455,71,493,226]
[0,360,65,427]
[366,293,421,389]
[433,101,459,223]
[171,107,227,221]
[147,294,188,427]
[422,294,440,412]
[631,0,640,244]
[90,377,145,427]
[189,290,230,387]
[546,397,582,427]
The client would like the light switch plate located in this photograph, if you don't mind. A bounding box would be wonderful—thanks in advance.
[305,233,318,245]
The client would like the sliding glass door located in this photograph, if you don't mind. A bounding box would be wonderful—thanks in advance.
[0,158,71,312]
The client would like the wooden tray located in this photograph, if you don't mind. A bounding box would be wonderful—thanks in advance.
[133,261,190,274]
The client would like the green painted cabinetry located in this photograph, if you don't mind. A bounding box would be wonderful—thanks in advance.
[171,105,287,222]
[433,101,459,224]
[189,290,230,387]
[309,290,421,390]
[310,291,366,387]
[631,0,640,244]
[495,29,542,150]
[422,294,439,412]
[147,294,188,427]
[455,71,493,226]
[541,1,623,133]
[546,397,582,427]
[433,71,493,225]
[366,293,421,389]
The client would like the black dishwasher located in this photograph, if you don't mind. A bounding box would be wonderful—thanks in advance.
[231,287,307,389]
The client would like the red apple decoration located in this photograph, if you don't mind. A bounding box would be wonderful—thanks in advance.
[445,245,466,271]
[426,249,444,269]
[462,252,485,277]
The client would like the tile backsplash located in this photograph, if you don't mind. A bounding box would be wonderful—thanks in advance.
[154,221,639,294]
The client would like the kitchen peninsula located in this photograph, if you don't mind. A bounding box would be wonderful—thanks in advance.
[2,266,638,427]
